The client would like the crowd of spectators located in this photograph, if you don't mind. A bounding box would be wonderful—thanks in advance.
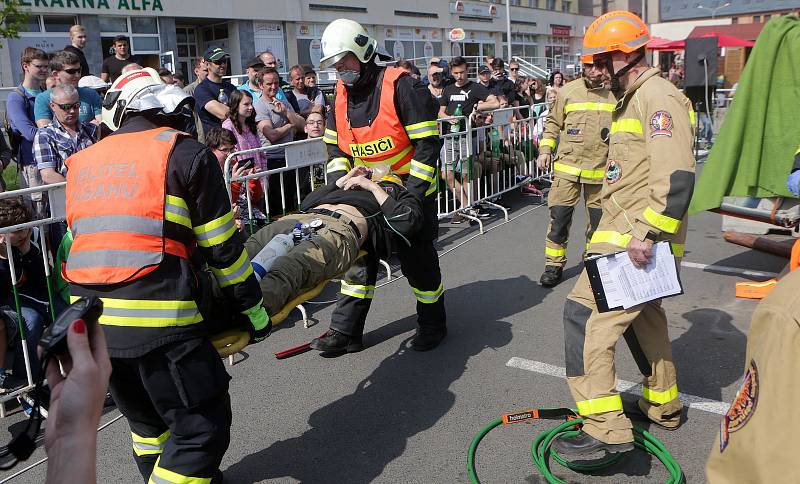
[1,31,581,388]
[0,25,336,393]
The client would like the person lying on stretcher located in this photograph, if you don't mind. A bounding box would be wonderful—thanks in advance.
[201,165,424,326]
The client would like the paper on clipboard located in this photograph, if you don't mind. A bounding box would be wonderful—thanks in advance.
[588,241,682,310]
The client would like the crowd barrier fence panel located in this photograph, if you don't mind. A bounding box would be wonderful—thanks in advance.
[437,105,552,233]
[0,183,66,417]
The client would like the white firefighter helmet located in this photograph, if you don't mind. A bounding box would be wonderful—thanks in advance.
[101,67,193,132]
[319,19,389,69]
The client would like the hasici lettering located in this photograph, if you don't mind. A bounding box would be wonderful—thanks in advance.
[349,136,396,158]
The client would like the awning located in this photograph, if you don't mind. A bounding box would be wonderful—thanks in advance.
[693,32,755,48]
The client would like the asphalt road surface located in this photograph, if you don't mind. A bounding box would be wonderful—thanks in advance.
[1,188,787,483]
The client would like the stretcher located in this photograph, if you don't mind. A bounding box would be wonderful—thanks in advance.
[212,250,378,363]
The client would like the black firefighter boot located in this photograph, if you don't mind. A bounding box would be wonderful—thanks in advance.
[551,431,634,459]
[310,329,363,353]
[539,265,564,287]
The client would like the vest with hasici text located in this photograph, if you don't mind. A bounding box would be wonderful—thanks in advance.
[335,67,415,174]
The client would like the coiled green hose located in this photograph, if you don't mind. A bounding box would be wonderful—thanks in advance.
[467,413,684,484]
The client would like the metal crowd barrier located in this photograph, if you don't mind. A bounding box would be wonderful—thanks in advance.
[0,183,66,417]
[437,104,552,233]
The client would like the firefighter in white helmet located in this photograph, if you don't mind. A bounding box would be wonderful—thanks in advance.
[312,19,447,353]
[64,68,270,483]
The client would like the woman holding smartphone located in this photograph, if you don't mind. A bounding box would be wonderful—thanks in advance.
[224,90,269,231]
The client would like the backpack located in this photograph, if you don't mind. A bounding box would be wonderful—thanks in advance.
[3,87,30,161]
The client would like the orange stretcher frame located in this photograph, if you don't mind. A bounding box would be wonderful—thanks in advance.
[212,250,369,360]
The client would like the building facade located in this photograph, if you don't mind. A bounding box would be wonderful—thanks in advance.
[0,0,595,87]
[660,0,800,22]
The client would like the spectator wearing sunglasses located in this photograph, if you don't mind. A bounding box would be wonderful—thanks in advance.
[508,60,521,83]
[33,84,97,185]
[488,57,518,107]
[34,50,102,128]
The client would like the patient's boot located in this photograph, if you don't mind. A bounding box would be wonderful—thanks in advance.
[310,329,363,353]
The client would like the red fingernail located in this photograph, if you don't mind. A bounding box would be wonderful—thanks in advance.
[73,319,86,334]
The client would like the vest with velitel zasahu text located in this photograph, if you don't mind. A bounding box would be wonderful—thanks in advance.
[335,67,415,174]
[63,127,190,285]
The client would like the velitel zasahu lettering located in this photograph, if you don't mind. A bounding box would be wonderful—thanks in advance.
[74,161,139,201]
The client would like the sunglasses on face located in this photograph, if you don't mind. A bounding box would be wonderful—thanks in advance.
[510,67,519,71]
[55,101,81,111]
[63,68,81,75]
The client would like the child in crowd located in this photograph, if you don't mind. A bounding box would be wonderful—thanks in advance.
[0,198,57,391]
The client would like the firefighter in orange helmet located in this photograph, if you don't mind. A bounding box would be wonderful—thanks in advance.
[64,68,270,483]
[551,12,696,459]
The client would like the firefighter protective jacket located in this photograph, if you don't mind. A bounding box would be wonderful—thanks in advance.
[65,116,267,358]
[539,77,615,184]
[324,64,441,201]
[588,67,696,257]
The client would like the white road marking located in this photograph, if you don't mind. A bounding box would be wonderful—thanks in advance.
[506,357,731,416]
[680,261,778,279]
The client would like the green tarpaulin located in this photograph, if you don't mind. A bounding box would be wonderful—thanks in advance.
[689,15,800,215]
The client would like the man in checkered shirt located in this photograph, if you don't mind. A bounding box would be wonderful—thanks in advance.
[33,84,97,185]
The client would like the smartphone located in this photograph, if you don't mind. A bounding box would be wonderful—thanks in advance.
[238,157,255,170]
[39,297,103,356]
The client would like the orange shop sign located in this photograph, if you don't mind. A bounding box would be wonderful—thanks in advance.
[449,28,466,42]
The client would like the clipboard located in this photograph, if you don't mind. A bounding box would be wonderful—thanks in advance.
[584,242,684,313]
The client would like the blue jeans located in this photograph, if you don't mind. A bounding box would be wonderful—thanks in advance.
[698,113,713,144]
[5,305,46,383]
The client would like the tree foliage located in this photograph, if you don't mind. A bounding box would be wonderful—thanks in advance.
[0,0,29,43]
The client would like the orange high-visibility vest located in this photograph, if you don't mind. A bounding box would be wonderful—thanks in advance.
[335,67,415,174]
[63,127,189,285]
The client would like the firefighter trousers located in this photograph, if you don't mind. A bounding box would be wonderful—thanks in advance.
[109,337,232,484]
[243,213,360,316]
[330,201,446,338]
[545,177,603,267]
[563,268,682,444]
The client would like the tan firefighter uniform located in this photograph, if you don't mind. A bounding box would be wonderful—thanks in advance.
[562,67,696,444]
[539,77,614,267]
[706,269,800,483]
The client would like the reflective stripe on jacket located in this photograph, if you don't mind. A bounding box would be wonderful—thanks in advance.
[539,77,614,184]
[589,68,696,256]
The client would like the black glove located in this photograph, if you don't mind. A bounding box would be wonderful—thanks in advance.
[247,317,272,344]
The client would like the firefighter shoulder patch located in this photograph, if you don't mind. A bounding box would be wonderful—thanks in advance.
[720,359,759,452]
[650,110,673,138]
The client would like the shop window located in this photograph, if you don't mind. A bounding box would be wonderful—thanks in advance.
[11,15,41,32]
[131,17,158,34]
[133,37,160,51]
[100,15,161,58]
[12,15,79,33]
[99,16,128,33]
[42,15,74,32]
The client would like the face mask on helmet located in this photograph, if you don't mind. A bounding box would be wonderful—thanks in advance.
[337,70,361,86]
